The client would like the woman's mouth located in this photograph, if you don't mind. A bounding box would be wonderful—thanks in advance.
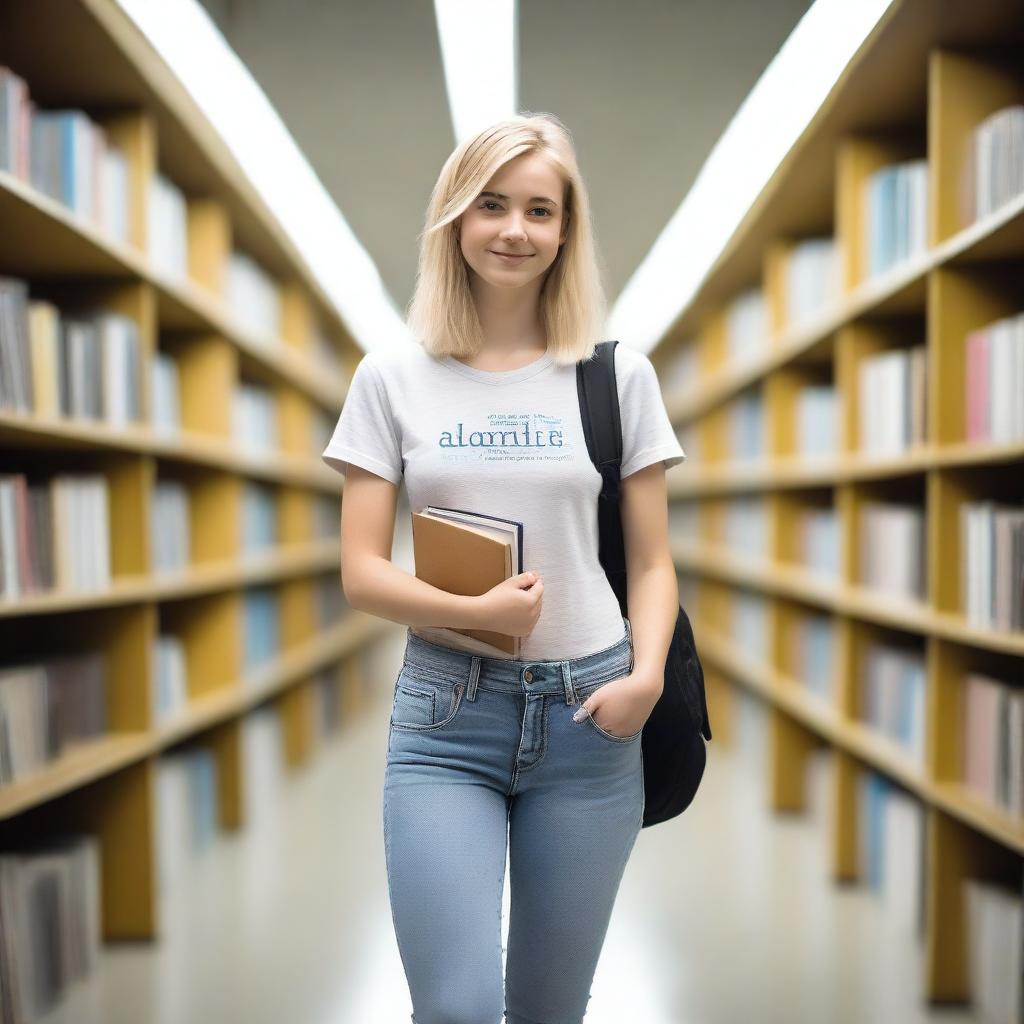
[490,251,532,264]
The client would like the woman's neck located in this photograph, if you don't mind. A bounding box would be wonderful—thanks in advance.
[469,274,546,359]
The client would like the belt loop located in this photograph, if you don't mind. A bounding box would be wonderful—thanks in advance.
[467,656,481,701]
[561,660,577,706]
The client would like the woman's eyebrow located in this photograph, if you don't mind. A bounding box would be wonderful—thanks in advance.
[479,190,559,207]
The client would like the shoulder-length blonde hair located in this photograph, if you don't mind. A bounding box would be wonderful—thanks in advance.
[406,112,607,367]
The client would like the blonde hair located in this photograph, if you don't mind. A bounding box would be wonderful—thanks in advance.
[406,112,608,367]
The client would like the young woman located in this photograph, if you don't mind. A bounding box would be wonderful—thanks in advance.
[323,112,685,1024]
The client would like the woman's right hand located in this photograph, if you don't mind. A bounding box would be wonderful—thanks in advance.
[476,571,544,637]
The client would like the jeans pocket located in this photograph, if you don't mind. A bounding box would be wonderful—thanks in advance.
[580,705,644,743]
[390,665,465,731]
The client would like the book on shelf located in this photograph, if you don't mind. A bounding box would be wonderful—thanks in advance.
[960,499,1024,631]
[786,236,838,326]
[965,873,1024,1024]
[864,158,928,277]
[858,770,926,940]
[151,349,180,436]
[147,170,188,279]
[0,277,142,427]
[0,651,107,786]
[0,472,110,600]
[962,671,1024,819]
[242,586,280,673]
[966,103,1024,225]
[411,505,524,656]
[152,634,187,724]
[857,345,927,455]
[0,64,129,244]
[861,641,926,766]
[859,500,926,602]
[227,249,281,341]
[0,833,102,1024]
[965,312,1024,445]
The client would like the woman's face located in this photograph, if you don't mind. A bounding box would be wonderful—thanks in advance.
[457,152,568,292]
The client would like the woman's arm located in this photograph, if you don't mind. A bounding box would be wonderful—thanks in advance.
[340,464,482,630]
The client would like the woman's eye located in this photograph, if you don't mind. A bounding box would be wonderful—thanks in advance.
[479,201,550,217]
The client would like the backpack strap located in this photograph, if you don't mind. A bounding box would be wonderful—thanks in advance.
[576,340,628,618]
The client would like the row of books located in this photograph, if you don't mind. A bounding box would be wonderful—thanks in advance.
[966,873,1024,1024]
[790,612,836,704]
[0,833,102,1024]
[725,288,765,364]
[858,770,925,940]
[233,380,279,453]
[227,249,282,340]
[730,590,770,663]
[858,344,927,455]
[863,157,928,278]
[860,640,926,766]
[960,499,1024,632]
[965,311,1024,445]
[0,472,110,600]
[0,651,106,786]
[795,383,837,456]
[962,671,1024,819]
[0,279,141,424]
[858,501,925,602]
[786,236,838,327]
[729,388,764,460]
[798,505,840,578]
[153,633,187,724]
[721,495,766,559]
[151,349,180,436]
[156,747,219,894]
[147,171,188,280]
[152,479,190,574]
[0,65,129,244]
[242,481,278,554]
[0,69,307,359]
[967,103,1024,224]
[243,586,280,672]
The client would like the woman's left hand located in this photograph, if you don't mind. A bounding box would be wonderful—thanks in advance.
[572,672,662,738]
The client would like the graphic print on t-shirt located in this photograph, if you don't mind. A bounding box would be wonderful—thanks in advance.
[438,411,573,466]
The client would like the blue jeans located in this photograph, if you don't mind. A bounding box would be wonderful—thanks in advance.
[382,616,644,1024]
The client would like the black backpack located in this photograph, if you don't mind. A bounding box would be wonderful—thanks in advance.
[576,340,712,828]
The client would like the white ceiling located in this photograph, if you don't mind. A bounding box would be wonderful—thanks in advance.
[199,0,814,320]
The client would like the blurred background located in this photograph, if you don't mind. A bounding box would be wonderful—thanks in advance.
[0,1,1021,1022]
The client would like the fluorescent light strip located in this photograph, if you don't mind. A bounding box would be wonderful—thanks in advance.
[115,0,411,356]
[434,0,517,145]
[609,0,896,355]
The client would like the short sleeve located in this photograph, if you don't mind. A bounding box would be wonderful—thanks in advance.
[617,349,687,479]
[321,355,403,485]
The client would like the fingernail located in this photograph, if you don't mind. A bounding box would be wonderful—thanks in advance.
[572,708,585,722]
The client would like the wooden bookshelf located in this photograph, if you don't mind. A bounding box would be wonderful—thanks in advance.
[0,0,392,952]
[652,0,1024,1009]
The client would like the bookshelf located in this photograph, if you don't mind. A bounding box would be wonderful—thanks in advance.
[653,0,1024,1013]
[0,0,390,1010]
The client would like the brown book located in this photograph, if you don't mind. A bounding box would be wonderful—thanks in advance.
[411,506,523,656]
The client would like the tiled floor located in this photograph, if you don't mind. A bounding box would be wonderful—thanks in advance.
[39,682,979,1024]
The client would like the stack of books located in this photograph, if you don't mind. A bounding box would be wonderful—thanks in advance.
[411,506,524,656]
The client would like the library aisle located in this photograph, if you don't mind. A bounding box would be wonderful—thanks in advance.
[35,635,979,1024]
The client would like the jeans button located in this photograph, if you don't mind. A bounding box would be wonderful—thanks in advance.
[524,669,533,683]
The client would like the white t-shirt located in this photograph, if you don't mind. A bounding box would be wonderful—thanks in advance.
[322,342,686,661]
